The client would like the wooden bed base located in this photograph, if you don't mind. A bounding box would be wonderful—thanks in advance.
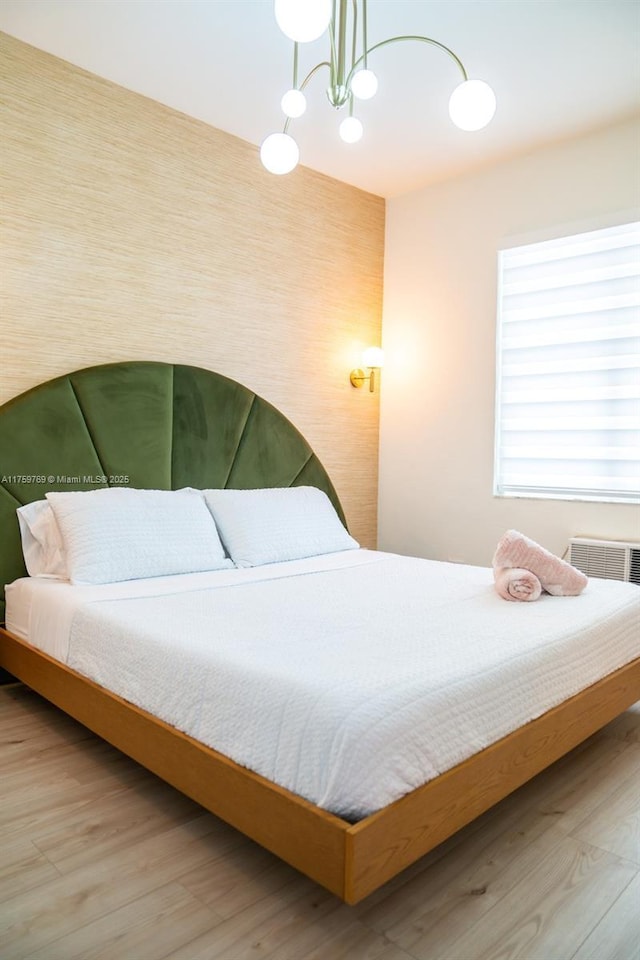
[2,626,639,904]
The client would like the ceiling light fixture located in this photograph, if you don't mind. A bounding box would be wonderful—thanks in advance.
[260,0,497,175]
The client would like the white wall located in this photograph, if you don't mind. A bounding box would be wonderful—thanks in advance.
[378,117,640,565]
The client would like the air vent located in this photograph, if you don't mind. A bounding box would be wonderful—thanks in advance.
[569,538,640,585]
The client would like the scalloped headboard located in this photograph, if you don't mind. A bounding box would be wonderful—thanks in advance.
[0,361,345,621]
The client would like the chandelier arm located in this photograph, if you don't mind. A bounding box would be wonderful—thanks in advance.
[329,7,338,87]
[347,35,469,89]
[362,0,368,68]
[282,61,332,134]
[336,0,348,89]
[299,60,333,93]
[351,0,358,72]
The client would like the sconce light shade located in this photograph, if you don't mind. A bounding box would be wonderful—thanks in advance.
[362,346,384,369]
[350,346,384,392]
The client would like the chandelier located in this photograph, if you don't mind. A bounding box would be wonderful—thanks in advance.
[260,0,497,175]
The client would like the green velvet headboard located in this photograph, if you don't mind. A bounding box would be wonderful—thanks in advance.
[0,361,345,622]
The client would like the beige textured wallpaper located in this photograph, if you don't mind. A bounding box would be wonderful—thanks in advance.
[0,32,384,546]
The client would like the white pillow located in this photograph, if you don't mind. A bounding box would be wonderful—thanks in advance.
[47,487,232,585]
[17,500,68,579]
[203,486,359,567]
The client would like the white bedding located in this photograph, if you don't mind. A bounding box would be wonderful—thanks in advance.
[6,551,640,820]
[5,551,376,661]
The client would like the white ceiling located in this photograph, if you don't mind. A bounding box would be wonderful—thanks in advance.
[1,0,639,198]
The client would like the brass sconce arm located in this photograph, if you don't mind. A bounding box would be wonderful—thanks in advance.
[350,367,378,392]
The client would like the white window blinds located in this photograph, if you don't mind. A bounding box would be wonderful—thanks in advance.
[494,221,640,504]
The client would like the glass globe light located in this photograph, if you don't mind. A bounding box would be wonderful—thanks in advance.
[448,79,496,131]
[274,0,332,43]
[260,133,300,175]
[281,88,307,119]
[339,116,363,144]
[351,69,378,100]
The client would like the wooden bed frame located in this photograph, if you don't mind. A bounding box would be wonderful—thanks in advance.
[2,363,639,903]
[2,627,638,904]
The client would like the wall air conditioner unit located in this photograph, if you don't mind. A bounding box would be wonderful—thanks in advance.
[568,538,640,585]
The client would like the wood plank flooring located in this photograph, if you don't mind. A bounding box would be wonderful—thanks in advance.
[1,684,639,960]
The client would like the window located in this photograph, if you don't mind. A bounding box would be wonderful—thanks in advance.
[494,221,640,504]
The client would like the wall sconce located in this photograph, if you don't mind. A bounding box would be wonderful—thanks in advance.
[350,346,384,392]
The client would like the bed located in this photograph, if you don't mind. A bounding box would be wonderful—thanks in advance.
[1,361,639,904]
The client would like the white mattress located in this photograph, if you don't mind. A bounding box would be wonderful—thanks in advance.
[6,551,640,820]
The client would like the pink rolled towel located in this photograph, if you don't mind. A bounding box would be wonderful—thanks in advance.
[494,566,542,602]
[493,529,588,597]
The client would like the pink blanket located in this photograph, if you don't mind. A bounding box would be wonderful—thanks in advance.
[493,566,542,602]
[493,529,588,597]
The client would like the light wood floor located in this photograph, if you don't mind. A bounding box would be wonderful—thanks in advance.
[1,684,639,960]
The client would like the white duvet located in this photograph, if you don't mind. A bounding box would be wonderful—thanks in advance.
[6,551,640,820]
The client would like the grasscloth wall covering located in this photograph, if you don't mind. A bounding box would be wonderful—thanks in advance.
[0,32,384,546]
